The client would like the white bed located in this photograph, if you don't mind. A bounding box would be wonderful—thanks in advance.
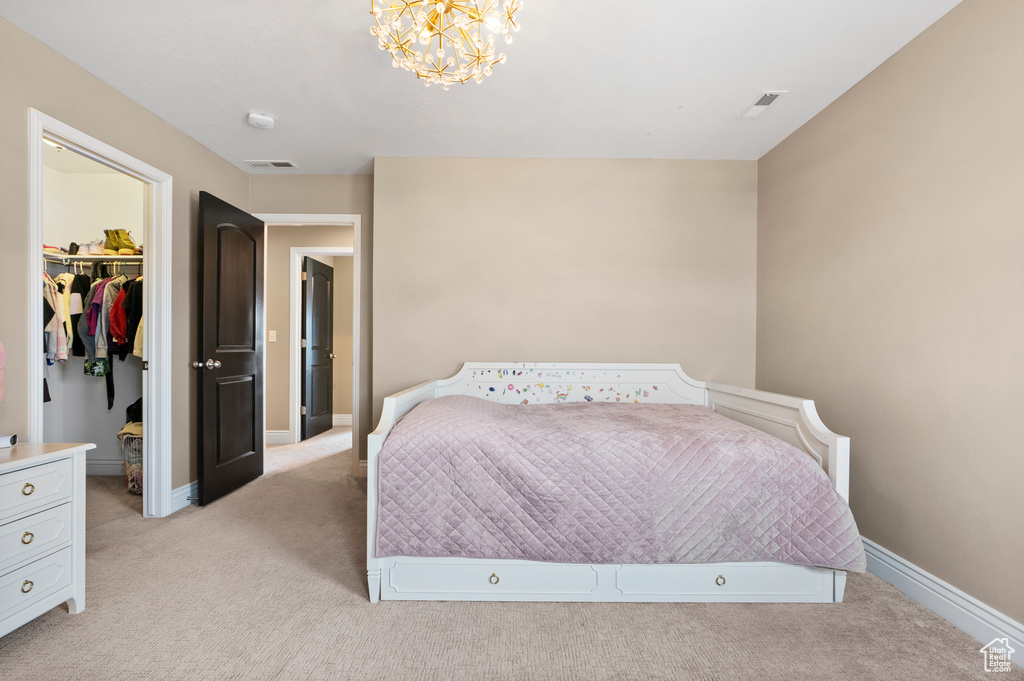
[366,362,851,604]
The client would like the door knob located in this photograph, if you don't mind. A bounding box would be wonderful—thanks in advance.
[192,359,222,370]
[329,354,338,359]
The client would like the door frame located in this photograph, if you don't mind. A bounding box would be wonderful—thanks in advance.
[28,109,175,518]
[298,251,349,441]
[253,214,361,470]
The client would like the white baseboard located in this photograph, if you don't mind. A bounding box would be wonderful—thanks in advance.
[266,430,292,445]
[169,482,198,513]
[86,460,124,476]
[864,538,1023,655]
[333,414,353,426]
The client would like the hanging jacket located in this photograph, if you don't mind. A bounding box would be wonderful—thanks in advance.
[43,275,68,364]
[54,272,76,344]
[124,278,143,350]
[110,287,129,345]
[77,281,101,362]
[133,314,144,358]
[87,279,109,337]
[69,274,91,357]
[96,276,126,359]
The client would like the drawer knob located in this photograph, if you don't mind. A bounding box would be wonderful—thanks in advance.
[22,482,35,496]
[21,531,34,545]
[489,573,500,585]
[21,580,34,594]
[715,574,726,587]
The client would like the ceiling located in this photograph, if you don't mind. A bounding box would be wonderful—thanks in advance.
[43,143,124,175]
[2,1,962,175]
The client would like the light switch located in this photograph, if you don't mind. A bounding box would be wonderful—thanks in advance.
[268,330,277,342]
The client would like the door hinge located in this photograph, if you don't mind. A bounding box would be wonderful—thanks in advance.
[301,338,306,348]
[300,406,307,415]
[142,361,149,370]
[301,271,307,281]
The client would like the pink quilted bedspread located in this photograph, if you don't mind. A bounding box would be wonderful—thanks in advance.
[375,396,866,571]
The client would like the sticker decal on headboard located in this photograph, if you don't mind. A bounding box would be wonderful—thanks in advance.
[457,366,699,405]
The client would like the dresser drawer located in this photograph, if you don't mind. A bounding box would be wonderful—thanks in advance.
[614,563,832,599]
[0,459,72,523]
[0,504,72,575]
[0,547,73,622]
[387,561,599,598]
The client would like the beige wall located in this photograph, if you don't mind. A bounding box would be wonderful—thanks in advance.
[373,158,758,422]
[249,175,373,455]
[0,18,249,489]
[43,164,145,250]
[332,255,354,415]
[757,0,1024,621]
[263,224,354,431]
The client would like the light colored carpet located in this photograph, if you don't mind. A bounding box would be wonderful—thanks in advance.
[0,428,1019,680]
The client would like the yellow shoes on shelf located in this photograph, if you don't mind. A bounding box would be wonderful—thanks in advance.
[103,229,139,256]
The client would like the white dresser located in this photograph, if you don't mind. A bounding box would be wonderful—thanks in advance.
[0,443,92,638]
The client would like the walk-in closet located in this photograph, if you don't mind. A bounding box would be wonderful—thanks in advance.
[41,141,146,506]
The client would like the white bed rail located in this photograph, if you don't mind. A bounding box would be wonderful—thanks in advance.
[366,362,851,603]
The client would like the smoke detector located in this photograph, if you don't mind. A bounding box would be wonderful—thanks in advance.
[247,112,275,129]
[736,91,786,120]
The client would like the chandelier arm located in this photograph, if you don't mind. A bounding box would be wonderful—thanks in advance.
[452,32,468,80]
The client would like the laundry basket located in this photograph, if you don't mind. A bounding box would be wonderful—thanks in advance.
[122,434,143,495]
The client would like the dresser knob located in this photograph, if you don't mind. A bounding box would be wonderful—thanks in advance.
[21,531,34,545]
[489,573,500,585]
[22,483,35,496]
[715,574,726,587]
[21,580,34,594]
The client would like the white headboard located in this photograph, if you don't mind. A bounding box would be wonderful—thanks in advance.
[434,362,707,406]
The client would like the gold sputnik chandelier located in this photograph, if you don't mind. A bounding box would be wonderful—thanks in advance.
[371,1,522,89]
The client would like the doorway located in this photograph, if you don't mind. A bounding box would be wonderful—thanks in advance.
[255,214,361,473]
[29,110,174,517]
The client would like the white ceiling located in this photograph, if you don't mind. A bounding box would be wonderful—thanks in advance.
[2,1,962,175]
[43,143,123,175]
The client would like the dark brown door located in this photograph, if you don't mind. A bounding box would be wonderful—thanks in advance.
[196,192,264,505]
[301,257,334,440]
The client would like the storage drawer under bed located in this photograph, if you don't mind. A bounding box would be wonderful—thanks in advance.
[380,559,838,602]
[613,562,834,600]
[385,561,600,599]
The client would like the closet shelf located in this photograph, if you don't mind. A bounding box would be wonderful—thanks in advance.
[44,253,142,264]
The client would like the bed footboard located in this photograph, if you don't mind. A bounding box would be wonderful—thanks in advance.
[706,382,849,502]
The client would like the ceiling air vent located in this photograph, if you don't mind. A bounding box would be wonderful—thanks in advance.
[736,91,787,120]
[244,160,297,169]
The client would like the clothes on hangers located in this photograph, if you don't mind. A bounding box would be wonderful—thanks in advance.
[78,279,101,366]
[96,275,127,360]
[49,256,144,384]
[43,274,68,364]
